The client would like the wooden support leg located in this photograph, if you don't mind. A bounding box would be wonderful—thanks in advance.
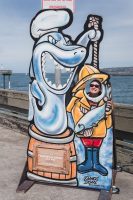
[112,169,120,194]
[98,190,112,200]
[113,169,117,186]
[111,116,120,194]
[16,161,35,193]
[98,169,118,199]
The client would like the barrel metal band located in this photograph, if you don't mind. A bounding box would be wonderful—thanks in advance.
[27,172,77,186]
[29,128,75,144]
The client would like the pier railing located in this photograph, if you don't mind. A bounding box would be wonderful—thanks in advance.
[0,70,12,89]
[0,89,133,173]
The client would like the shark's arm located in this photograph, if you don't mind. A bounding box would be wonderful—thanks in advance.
[76,30,101,47]
[67,95,83,130]
[28,86,34,121]
[31,80,45,106]
[67,112,75,130]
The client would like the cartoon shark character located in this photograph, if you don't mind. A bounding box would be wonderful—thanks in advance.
[28,9,101,138]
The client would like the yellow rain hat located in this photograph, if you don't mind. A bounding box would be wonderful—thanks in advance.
[72,65,108,93]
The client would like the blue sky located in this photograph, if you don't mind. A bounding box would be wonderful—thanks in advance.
[0,0,133,72]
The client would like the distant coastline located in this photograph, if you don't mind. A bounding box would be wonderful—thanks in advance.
[8,66,133,76]
[102,67,133,76]
[0,72,133,104]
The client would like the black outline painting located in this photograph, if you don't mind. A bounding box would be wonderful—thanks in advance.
[26,9,113,191]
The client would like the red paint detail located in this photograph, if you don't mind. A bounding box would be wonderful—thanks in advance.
[81,138,103,148]
[42,0,75,12]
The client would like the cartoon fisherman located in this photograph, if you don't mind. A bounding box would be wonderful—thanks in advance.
[67,65,112,176]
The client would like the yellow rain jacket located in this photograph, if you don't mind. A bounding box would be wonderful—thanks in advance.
[67,90,112,138]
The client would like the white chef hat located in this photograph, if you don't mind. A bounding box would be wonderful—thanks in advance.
[30,9,71,39]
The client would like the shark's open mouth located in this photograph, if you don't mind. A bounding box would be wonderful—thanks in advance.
[41,52,75,90]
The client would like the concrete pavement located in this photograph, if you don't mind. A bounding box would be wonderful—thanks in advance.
[0,125,132,200]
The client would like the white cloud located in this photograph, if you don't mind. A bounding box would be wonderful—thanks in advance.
[0,0,133,72]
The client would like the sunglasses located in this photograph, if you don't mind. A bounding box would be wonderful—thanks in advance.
[90,84,100,88]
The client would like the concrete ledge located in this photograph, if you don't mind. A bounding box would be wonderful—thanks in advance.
[0,109,29,135]
[0,89,132,174]
[116,146,133,174]
[0,89,28,110]
[0,89,133,133]
[114,103,133,133]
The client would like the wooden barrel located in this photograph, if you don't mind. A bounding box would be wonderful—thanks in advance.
[27,125,77,186]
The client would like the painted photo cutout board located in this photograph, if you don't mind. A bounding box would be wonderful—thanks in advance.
[27,9,113,191]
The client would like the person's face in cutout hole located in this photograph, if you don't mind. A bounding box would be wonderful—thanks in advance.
[88,80,101,97]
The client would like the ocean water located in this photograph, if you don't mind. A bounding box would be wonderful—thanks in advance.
[0,73,133,105]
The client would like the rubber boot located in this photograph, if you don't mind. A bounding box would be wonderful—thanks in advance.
[93,148,108,176]
[78,148,93,173]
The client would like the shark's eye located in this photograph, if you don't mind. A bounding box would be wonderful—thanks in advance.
[66,40,71,45]
[65,37,71,45]
[48,35,58,45]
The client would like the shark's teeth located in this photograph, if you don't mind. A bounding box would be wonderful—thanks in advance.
[42,61,46,66]
[59,64,64,70]
[42,53,46,57]
[42,67,45,73]
[52,83,56,88]
[66,67,74,72]
[42,52,46,57]
[42,72,45,78]
[48,81,52,86]
[57,65,60,69]
[57,84,62,89]
[50,55,53,60]
[54,60,58,66]
[42,56,46,62]
[66,68,71,72]
[42,68,46,77]
[41,52,75,90]
[63,84,66,87]
[70,68,74,72]
[41,53,46,68]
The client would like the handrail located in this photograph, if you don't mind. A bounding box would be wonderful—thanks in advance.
[116,140,133,150]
